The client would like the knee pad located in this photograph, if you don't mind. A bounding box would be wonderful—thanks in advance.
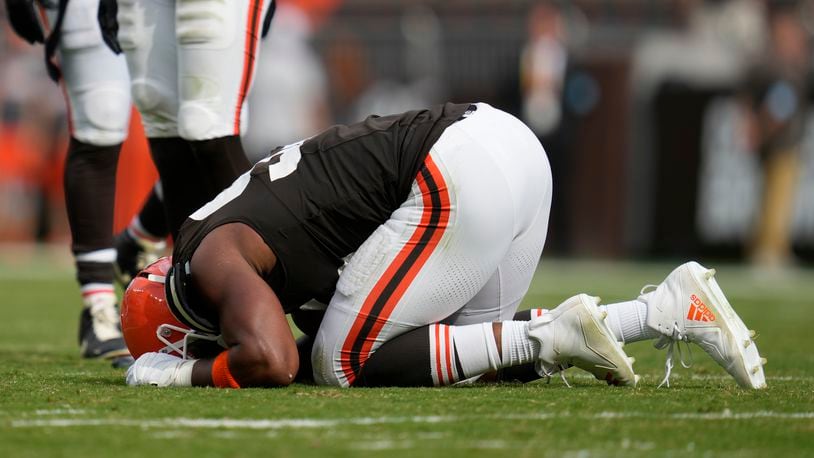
[176,0,235,47]
[178,100,221,140]
[71,83,130,145]
[131,79,179,137]
[61,0,105,51]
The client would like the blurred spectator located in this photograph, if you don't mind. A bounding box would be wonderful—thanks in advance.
[521,3,568,137]
[628,0,766,254]
[323,5,445,124]
[743,2,811,267]
[0,27,67,242]
[243,0,331,160]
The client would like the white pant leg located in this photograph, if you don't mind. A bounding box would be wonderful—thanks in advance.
[175,0,273,140]
[443,105,552,325]
[312,104,552,387]
[118,0,180,138]
[52,0,131,145]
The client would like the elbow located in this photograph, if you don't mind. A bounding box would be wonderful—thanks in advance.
[236,342,299,387]
[258,353,298,387]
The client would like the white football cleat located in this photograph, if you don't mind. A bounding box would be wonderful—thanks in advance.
[529,294,638,387]
[640,261,767,389]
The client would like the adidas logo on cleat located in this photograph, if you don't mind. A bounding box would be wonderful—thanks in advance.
[687,294,715,322]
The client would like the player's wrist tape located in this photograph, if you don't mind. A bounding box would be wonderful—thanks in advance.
[212,351,241,389]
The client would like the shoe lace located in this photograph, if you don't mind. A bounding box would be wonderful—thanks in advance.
[657,323,694,388]
[640,284,658,296]
[89,301,122,340]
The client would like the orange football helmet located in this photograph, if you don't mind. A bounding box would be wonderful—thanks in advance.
[121,257,221,359]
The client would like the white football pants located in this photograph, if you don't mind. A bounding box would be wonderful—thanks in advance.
[44,0,132,146]
[117,0,273,140]
[312,103,553,387]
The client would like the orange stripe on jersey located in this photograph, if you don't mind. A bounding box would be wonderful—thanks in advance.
[233,0,263,134]
[339,154,451,385]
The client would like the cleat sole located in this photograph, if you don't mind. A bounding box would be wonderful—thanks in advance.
[690,264,766,389]
[579,296,637,387]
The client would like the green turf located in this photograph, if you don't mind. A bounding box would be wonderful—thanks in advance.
[1,252,812,457]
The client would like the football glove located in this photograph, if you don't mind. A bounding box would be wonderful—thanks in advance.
[126,352,195,387]
[98,0,122,54]
[5,0,45,44]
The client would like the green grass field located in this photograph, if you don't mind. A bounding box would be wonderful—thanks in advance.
[1,246,813,457]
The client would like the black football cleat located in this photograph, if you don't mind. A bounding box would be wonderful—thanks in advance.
[114,230,166,287]
[79,295,130,360]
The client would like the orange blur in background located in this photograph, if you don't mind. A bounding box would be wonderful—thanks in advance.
[114,110,157,234]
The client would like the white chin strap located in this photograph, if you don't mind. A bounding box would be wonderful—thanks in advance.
[155,323,222,360]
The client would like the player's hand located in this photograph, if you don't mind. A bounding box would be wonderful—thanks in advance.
[5,0,45,44]
[97,0,122,54]
[126,352,195,387]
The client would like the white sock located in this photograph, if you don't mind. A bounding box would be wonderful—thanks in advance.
[430,322,541,386]
[430,323,500,385]
[80,284,116,308]
[600,300,660,344]
[500,321,540,367]
[127,216,164,244]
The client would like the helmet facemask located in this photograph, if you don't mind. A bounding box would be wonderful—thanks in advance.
[155,323,225,360]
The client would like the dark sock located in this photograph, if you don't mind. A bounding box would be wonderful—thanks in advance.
[189,135,252,194]
[147,137,203,238]
[354,327,438,387]
[63,138,120,285]
[136,184,169,238]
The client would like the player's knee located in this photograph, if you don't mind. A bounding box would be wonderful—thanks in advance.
[131,80,179,137]
[131,80,166,113]
[72,84,130,145]
[310,332,347,387]
[176,0,234,47]
[178,101,221,140]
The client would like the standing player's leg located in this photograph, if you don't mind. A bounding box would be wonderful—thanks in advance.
[51,0,131,359]
[119,0,273,237]
[114,182,169,286]
[119,0,219,237]
[118,0,200,238]
[174,0,274,209]
[311,104,637,388]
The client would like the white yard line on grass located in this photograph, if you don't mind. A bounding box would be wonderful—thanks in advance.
[10,410,814,430]
[34,409,86,416]
[560,373,811,382]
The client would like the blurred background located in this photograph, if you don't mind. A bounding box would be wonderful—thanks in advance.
[2,0,814,268]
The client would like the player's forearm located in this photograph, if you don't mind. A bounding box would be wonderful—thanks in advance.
[190,344,299,388]
[191,358,215,387]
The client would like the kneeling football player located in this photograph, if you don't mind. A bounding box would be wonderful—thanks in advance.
[120,103,766,389]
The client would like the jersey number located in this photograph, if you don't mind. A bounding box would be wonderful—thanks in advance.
[190,141,303,221]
